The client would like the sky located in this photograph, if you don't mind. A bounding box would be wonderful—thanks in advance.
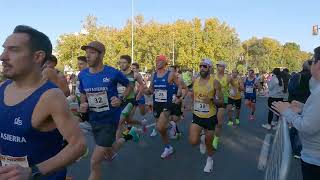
[0,0,319,53]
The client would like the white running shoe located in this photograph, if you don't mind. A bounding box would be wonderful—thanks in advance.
[262,124,272,130]
[199,135,206,154]
[203,157,214,173]
[161,146,174,159]
[150,129,157,137]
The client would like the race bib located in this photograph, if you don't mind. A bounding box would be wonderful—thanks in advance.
[194,102,209,113]
[246,87,254,93]
[0,155,29,167]
[154,89,167,102]
[230,88,237,97]
[117,85,126,98]
[87,91,110,112]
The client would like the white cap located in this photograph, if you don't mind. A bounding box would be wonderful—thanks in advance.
[216,60,227,67]
[201,58,213,67]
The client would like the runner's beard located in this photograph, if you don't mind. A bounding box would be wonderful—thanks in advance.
[200,70,209,78]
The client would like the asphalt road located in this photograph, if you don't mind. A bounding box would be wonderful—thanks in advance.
[67,96,302,180]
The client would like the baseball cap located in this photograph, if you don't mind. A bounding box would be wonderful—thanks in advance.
[81,41,105,54]
[201,58,213,67]
[216,60,227,67]
[156,55,167,62]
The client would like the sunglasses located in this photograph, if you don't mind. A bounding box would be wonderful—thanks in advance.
[199,64,208,68]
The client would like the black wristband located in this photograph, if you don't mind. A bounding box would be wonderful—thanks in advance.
[30,165,43,180]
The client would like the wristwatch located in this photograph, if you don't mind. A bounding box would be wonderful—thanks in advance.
[30,165,43,180]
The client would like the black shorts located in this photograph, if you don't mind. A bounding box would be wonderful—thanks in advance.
[153,102,182,118]
[192,114,217,130]
[91,123,117,147]
[228,98,242,109]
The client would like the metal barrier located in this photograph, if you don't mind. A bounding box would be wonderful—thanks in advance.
[265,117,292,180]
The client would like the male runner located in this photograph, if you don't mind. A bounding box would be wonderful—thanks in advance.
[212,61,230,149]
[243,69,259,120]
[189,59,223,173]
[144,55,184,159]
[117,55,147,140]
[78,41,132,180]
[227,69,244,126]
[0,25,86,180]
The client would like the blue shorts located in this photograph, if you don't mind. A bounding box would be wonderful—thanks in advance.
[137,96,145,105]
[245,94,256,103]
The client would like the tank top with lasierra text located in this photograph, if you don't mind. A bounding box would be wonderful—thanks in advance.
[0,80,66,180]
[152,71,172,103]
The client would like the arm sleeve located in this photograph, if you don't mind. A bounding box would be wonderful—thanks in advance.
[281,94,320,135]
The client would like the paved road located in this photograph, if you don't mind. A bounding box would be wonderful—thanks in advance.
[67,97,302,180]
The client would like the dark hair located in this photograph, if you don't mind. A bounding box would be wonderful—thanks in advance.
[272,68,283,86]
[77,56,87,63]
[48,55,57,64]
[120,55,132,64]
[314,46,320,63]
[131,62,139,69]
[13,25,52,64]
[283,68,289,73]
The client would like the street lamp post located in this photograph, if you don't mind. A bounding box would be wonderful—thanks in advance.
[131,0,134,63]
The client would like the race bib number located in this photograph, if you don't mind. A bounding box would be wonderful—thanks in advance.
[154,89,167,102]
[117,85,126,98]
[230,88,237,97]
[194,102,210,113]
[246,87,254,93]
[0,155,29,167]
[87,91,110,112]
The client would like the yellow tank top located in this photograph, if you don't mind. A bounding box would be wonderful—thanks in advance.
[216,74,229,97]
[229,77,242,100]
[193,76,216,118]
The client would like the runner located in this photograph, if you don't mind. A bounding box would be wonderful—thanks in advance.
[212,61,230,150]
[117,55,147,140]
[227,69,243,126]
[42,54,70,97]
[131,62,147,116]
[189,59,223,173]
[243,69,259,120]
[0,25,86,179]
[144,55,185,159]
[78,41,132,180]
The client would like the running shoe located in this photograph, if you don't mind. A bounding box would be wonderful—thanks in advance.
[160,146,174,159]
[235,119,240,125]
[212,136,219,150]
[249,115,255,121]
[227,121,233,126]
[203,158,214,173]
[129,127,140,142]
[262,124,272,130]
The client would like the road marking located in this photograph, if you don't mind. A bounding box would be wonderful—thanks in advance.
[258,133,272,170]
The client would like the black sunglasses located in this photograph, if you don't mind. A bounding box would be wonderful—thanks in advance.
[199,64,208,68]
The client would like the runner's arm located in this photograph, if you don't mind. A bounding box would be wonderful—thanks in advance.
[214,80,223,106]
[117,70,132,100]
[57,73,71,97]
[144,73,154,95]
[135,72,146,99]
[36,90,87,175]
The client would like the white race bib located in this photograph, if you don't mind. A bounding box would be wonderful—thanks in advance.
[246,87,254,93]
[154,89,167,102]
[87,91,110,112]
[194,102,209,113]
[230,88,237,97]
[0,155,29,167]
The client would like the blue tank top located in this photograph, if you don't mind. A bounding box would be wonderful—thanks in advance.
[152,71,172,103]
[78,65,129,125]
[244,78,256,95]
[0,80,66,180]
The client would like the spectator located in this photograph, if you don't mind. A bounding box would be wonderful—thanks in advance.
[287,60,312,158]
[262,68,284,130]
[272,46,320,180]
